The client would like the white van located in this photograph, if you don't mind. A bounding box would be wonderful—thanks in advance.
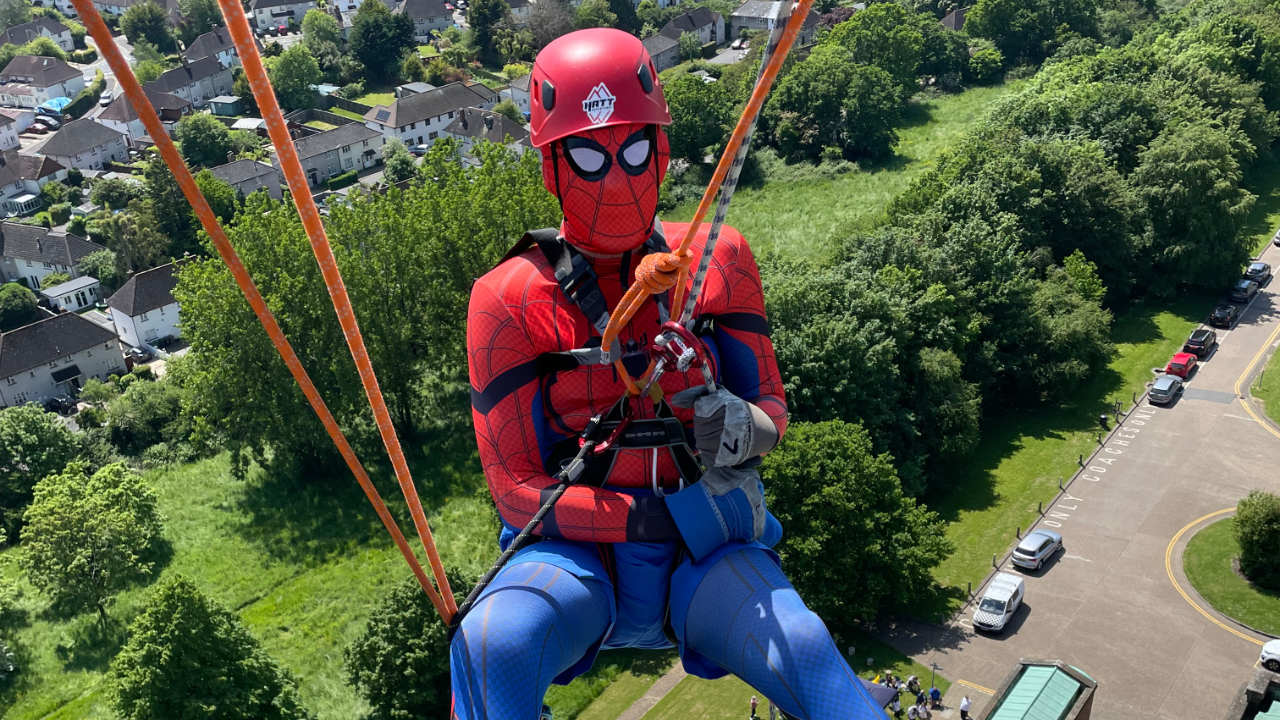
[972,572,1025,633]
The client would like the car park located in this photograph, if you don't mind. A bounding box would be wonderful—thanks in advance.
[1182,328,1216,358]
[1165,351,1198,379]
[1262,639,1280,672]
[1148,373,1183,405]
[972,572,1024,633]
[1209,302,1240,328]
[1230,279,1259,303]
[1244,261,1272,285]
[1011,529,1063,570]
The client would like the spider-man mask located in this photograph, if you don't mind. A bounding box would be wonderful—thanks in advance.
[542,122,671,255]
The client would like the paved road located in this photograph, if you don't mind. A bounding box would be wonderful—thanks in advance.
[78,32,135,119]
[882,242,1280,719]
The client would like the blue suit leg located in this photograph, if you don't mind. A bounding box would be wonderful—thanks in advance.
[450,559,612,720]
[674,547,882,720]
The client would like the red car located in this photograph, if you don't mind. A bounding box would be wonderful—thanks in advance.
[1165,351,1198,379]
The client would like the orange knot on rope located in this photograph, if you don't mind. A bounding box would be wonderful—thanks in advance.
[635,250,690,294]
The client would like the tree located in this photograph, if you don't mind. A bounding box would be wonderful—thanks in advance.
[677,30,701,61]
[467,0,509,65]
[303,8,343,51]
[0,404,78,535]
[762,421,951,630]
[400,52,428,83]
[40,180,69,206]
[19,462,162,623]
[39,272,71,289]
[492,98,523,125]
[1235,491,1280,590]
[109,575,315,720]
[90,177,141,210]
[575,0,617,29]
[527,0,574,49]
[345,571,474,719]
[350,0,415,84]
[143,159,198,256]
[106,373,187,455]
[269,44,321,111]
[964,0,1099,65]
[79,378,120,408]
[1062,249,1105,303]
[102,206,171,275]
[607,0,639,34]
[195,169,238,223]
[174,112,234,168]
[838,63,903,159]
[967,46,1004,83]
[232,68,259,116]
[0,282,38,331]
[177,0,221,44]
[664,73,734,163]
[382,138,417,184]
[77,249,123,292]
[824,2,924,98]
[120,2,176,53]
[0,0,31,29]
[21,35,65,60]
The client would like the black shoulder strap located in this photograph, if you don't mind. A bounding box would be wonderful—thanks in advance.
[498,227,560,266]
[532,233,613,337]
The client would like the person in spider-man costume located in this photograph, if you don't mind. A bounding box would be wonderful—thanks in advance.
[452,28,881,720]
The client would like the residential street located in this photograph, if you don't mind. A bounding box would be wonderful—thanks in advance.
[79,32,135,119]
[882,241,1280,718]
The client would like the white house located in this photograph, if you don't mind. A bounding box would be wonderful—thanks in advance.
[247,0,317,29]
[363,81,498,147]
[641,33,679,73]
[107,261,185,351]
[92,0,182,20]
[0,17,75,53]
[40,118,128,170]
[0,313,124,407]
[729,0,818,44]
[500,73,529,117]
[442,106,528,166]
[507,0,530,24]
[31,0,80,17]
[97,89,192,140]
[277,122,383,187]
[659,7,725,47]
[396,0,452,39]
[0,150,67,215]
[0,107,34,133]
[40,275,100,312]
[210,158,283,199]
[143,56,233,108]
[0,114,18,151]
[183,25,263,68]
[0,222,104,288]
[0,55,85,108]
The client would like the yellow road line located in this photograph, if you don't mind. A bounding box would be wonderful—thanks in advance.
[1232,312,1280,441]
[956,679,995,695]
[1163,508,1263,647]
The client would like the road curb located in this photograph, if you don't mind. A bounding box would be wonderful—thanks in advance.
[1169,510,1279,642]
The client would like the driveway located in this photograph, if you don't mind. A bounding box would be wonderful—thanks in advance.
[883,243,1280,719]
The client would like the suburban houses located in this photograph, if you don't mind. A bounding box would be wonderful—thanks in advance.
[501,73,530,117]
[0,115,18,151]
[280,122,383,187]
[363,81,498,147]
[107,261,184,352]
[40,275,100,312]
[0,55,84,109]
[0,150,66,215]
[210,158,283,199]
[143,56,234,108]
[97,89,193,140]
[183,26,258,68]
[0,222,103,290]
[396,0,452,40]
[0,312,123,408]
[443,106,529,164]
[729,0,819,44]
[641,33,679,72]
[39,118,128,170]
[660,7,725,47]
[0,17,75,53]
[247,0,317,30]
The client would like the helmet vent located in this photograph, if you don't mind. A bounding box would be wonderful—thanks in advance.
[637,64,653,93]
[541,80,556,110]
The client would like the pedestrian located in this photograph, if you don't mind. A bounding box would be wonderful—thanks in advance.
[889,694,902,718]
[960,694,972,719]
[929,686,942,709]
[749,695,758,719]
[918,703,932,720]
[916,690,927,707]
[907,675,921,695]
[906,704,920,720]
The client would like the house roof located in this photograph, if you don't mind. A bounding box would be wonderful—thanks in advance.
[248,0,313,9]
[291,122,380,160]
[731,0,778,20]
[40,274,99,297]
[0,113,12,127]
[209,158,275,185]
[0,312,118,379]
[0,222,103,267]
[0,149,64,185]
[659,7,720,39]
[40,118,125,157]
[989,664,1086,720]
[444,106,527,143]
[0,55,79,87]
[0,17,70,47]
[396,0,449,20]
[145,56,227,94]
[183,25,233,62]
[642,33,678,57]
[98,88,191,122]
[364,81,495,128]
[398,81,436,95]
[107,260,184,316]
[509,73,529,92]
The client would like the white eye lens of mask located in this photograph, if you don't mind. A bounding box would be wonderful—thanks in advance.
[621,139,651,167]
[568,146,607,173]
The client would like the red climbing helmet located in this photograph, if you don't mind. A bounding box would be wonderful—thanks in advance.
[529,28,671,148]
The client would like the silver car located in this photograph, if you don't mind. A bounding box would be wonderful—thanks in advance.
[1011,529,1063,570]
[1148,373,1183,405]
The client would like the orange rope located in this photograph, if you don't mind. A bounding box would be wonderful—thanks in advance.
[212,0,457,617]
[600,0,814,394]
[70,0,454,621]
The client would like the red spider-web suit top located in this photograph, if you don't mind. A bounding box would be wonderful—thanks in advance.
[467,222,788,544]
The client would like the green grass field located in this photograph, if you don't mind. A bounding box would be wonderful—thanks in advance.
[305,120,338,130]
[328,106,366,121]
[1183,517,1280,636]
[927,294,1210,610]
[668,81,1025,261]
[1253,343,1280,426]
[417,44,440,58]
[353,90,395,107]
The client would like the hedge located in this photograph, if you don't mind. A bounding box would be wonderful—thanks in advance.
[327,170,358,190]
[69,48,97,63]
[64,71,106,119]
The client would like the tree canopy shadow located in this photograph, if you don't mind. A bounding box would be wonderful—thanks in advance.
[1241,155,1280,254]
[0,635,33,711]
[55,613,127,672]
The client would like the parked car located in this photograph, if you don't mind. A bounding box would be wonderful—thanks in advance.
[1011,529,1063,570]
[43,394,77,415]
[152,335,178,350]
[38,116,60,130]
[125,346,152,363]
[1148,373,1183,405]
[1244,261,1273,285]
[26,122,47,134]
[276,23,288,35]
[1165,351,1198,379]
[1230,279,1259,303]
[1209,302,1240,328]
[99,91,112,106]
[1182,328,1217,358]
[1262,639,1280,672]
[972,572,1024,633]
[409,143,430,156]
